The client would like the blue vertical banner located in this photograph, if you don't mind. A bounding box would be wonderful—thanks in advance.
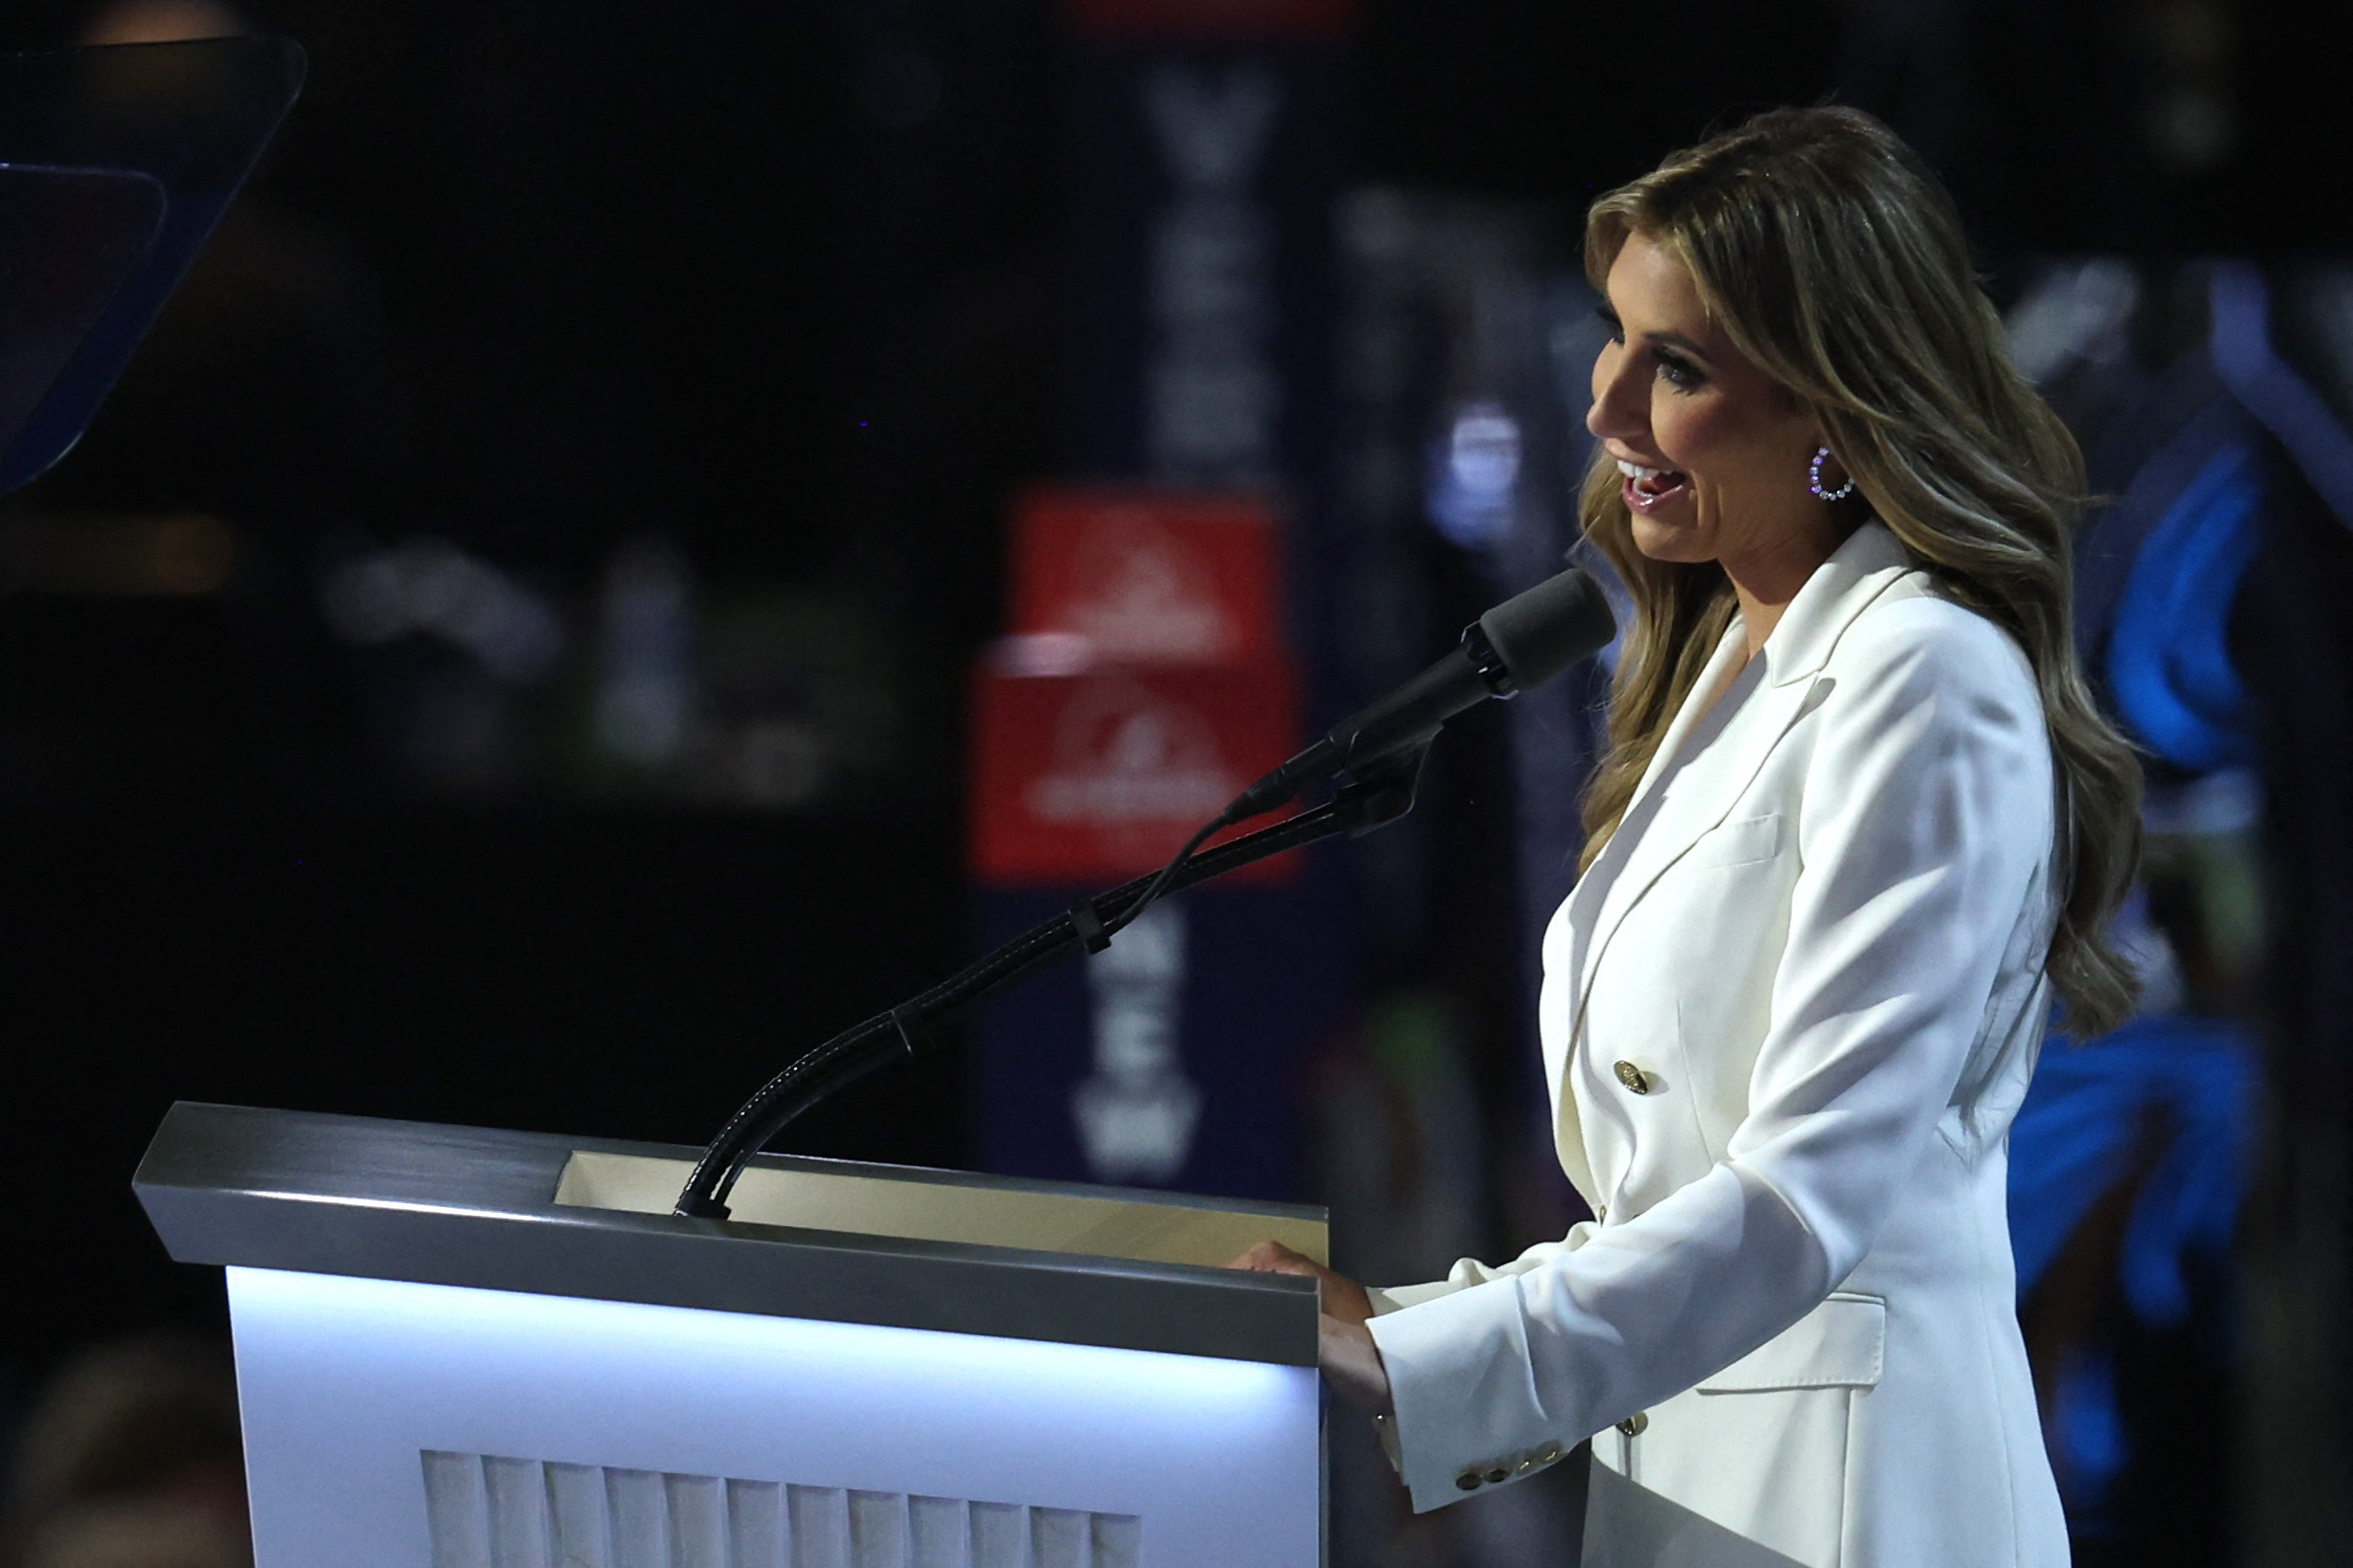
[965,3,1355,1200]
[975,886,1350,1197]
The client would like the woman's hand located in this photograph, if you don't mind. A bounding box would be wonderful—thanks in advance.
[1226,1241,1393,1415]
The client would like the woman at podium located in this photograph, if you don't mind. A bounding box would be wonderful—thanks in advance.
[1236,105,2141,1566]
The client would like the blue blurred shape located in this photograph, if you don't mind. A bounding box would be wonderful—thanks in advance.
[2009,1016,2256,1328]
[2103,443,2259,773]
[2052,1348,2129,1517]
[2209,262,2353,532]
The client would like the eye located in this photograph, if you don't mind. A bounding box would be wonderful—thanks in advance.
[1596,305,1624,345]
[1653,348,1704,392]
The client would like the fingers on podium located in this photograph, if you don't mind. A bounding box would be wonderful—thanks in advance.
[1225,1239,1317,1274]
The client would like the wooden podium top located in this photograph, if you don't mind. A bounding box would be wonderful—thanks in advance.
[136,1102,1325,1367]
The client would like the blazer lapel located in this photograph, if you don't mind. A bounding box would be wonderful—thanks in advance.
[1554,523,1921,1071]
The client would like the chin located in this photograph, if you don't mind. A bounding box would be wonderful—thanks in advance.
[1628,509,1713,564]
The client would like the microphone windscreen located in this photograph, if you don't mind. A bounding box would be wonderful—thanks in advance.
[1478,568,1616,691]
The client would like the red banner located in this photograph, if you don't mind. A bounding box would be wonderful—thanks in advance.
[968,644,1299,884]
[1010,486,1280,662]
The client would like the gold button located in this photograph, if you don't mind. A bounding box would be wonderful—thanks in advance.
[1515,1455,1538,1474]
[1617,1412,1649,1437]
[1613,1060,1652,1094]
[1483,1466,1510,1484]
[1538,1444,1565,1463]
[1457,1469,1481,1490]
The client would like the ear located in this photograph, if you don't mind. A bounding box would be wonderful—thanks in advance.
[1767,383,1826,441]
[1799,402,1830,449]
[1797,413,1835,473]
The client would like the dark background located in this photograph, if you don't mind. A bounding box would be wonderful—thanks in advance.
[0,1,2345,1563]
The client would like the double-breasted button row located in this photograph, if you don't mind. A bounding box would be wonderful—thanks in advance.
[1456,1441,1568,1492]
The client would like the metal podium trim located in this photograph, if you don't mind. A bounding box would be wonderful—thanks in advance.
[135,1103,1322,1367]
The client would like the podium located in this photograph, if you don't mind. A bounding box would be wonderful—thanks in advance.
[135,1103,1328,1568]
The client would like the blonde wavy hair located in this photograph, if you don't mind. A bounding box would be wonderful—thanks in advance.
[1577,106,2142,1034]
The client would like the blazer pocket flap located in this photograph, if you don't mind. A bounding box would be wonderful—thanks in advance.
[1697,1292,1885,1393]
[1679,814,1784,872]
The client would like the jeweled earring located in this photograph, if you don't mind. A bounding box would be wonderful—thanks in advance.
[1809,446,1856,501]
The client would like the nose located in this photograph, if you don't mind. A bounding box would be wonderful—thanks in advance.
[1586,342,1646,446]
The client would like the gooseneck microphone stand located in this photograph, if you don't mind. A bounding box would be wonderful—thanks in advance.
[672,748,1429,1220]
[673,561,1615,1218]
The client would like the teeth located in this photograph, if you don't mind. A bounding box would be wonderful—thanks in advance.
[1616,459,1669,481]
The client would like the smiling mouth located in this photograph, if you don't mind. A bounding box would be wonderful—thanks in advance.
[1616,458,1690,511]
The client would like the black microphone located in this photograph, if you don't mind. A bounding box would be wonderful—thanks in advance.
[1228,566,1615,821]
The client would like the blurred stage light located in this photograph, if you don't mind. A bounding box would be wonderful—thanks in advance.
[1426,400,1520,548]
[320,537,564,684]
[0,512,234,596]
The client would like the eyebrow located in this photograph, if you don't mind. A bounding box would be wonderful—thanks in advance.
[1596,302,1716,364]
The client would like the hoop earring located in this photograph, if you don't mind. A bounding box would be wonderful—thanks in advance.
[1809,446,1856,502]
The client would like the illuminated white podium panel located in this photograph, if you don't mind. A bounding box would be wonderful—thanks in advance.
[136,1104,1328,1568]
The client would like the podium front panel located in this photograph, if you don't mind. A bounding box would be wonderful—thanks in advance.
[232,1267,1317,1565]
[138,1105,1330,1567]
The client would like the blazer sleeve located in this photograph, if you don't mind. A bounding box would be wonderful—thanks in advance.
[1365,599,2055,1512]
[1367,1223,1602,1316]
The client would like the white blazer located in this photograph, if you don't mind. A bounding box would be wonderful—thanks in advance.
[1365,522,2071,1568]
